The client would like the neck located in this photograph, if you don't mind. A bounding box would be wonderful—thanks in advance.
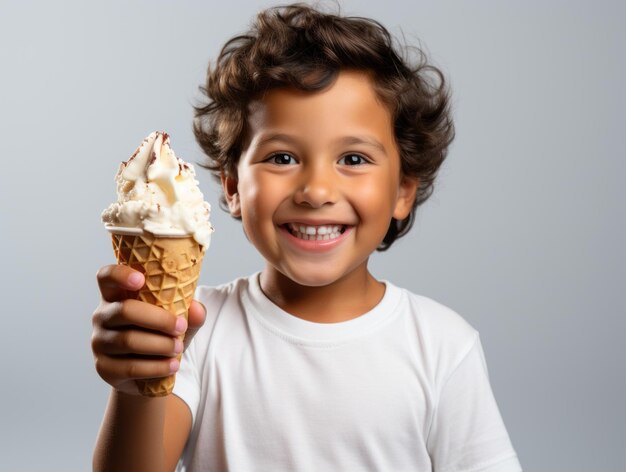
[259,265,385,323]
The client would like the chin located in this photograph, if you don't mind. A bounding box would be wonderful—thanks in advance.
[281,266,344,288]
[288,273,336,288]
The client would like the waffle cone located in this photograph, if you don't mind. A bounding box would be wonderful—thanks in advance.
[111,231,204,397]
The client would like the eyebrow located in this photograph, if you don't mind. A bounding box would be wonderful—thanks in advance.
[336,135,387,154]
[256,133,388,155]
[256,133,299,148]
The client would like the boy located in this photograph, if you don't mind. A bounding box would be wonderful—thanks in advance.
[92,4,522,471]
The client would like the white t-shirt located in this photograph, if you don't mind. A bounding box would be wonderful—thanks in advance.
[173,274,521,471]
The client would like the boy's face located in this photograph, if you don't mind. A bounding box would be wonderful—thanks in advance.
[223,70,417,288]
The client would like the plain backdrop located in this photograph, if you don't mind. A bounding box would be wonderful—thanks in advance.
[1,0,624,470]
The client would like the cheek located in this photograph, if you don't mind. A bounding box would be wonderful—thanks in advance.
[236,173,260,230]
[239,172,280,224]
[352,175,399,218]
[238,169,265,207]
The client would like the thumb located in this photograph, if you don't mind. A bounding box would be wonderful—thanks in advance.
[182,300,207,350]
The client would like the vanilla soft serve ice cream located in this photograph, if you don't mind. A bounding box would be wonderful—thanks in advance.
[101,131,213,248]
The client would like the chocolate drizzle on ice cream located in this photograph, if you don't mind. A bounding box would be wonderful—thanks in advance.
[101,131,213,248]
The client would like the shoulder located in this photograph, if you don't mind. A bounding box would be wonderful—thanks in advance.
[389,283,480,381]
[195,275,250,309]
[394,284,478,341]
[190,275,254,345]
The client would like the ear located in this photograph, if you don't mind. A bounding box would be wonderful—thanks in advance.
[221,172,241,217]
[392,176,419,220]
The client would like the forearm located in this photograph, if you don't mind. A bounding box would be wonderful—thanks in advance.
[93,389,168,472]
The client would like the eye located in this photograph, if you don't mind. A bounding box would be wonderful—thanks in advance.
[267,153,297,165]
[338,154,368,166]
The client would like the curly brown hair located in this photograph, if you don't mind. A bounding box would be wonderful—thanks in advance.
[194,3,454,250]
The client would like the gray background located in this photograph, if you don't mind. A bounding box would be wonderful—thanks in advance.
[1,0,623,470]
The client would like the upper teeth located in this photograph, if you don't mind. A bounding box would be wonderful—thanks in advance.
[287,223,344,240]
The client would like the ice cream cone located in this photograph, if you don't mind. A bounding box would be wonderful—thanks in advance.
[110,230,205,397]
[101,131,212,395]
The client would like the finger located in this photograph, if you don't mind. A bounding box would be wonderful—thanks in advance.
[95,355,179,382]
[93,328,183,357]
[187,300,207,330]
[98,299,182,336]
[183,300,207,350]
[96,265,145,302]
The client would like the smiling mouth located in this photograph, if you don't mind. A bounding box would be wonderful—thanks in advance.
[283,223,347,241]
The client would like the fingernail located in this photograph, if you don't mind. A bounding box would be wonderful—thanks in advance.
[174,316,187,335]
[174,339,184,354]
[169,359,180,373]
[128,272,143,287]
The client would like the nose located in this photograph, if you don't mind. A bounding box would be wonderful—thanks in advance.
[293,162,337,208]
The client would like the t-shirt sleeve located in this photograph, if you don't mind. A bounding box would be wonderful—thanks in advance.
[427,335,522,472]
[172,333,201,426]
[171,284,219,427]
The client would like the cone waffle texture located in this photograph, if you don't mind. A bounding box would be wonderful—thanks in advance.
[111,231,204,397]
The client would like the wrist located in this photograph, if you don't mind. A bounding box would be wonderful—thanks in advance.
[112,387,168,408]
